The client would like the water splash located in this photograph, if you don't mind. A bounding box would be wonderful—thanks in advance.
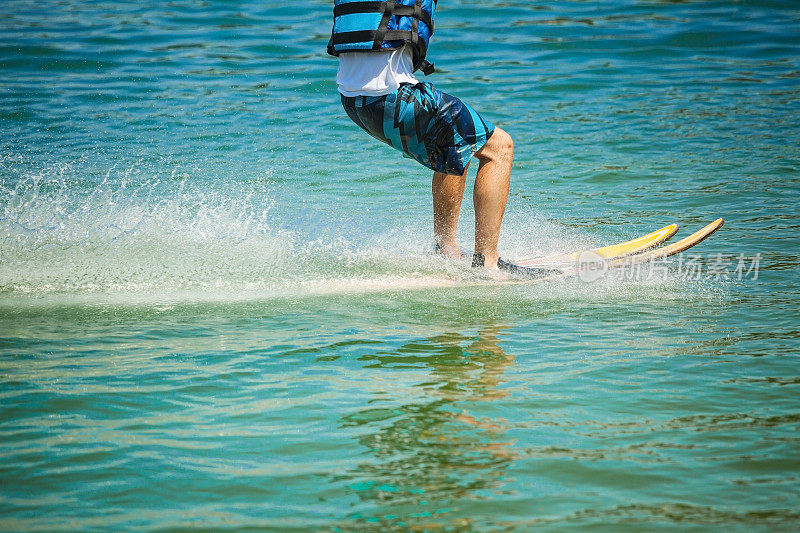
[0,162,290,295]
[0,160,715,305]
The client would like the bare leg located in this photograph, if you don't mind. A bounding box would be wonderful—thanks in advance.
[432,162,469,259]
[473,127,513,269]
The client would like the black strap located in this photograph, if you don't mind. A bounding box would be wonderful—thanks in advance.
[327,29,336,56]
[333,1,384,17]
[332,29,380,47]
[335,28,429,47]
[373,1,394,50]
[333,29,417,48]
[410,0,420,49]
[333,29,428,51]
[381,29,414,41]
[418,59,435,75]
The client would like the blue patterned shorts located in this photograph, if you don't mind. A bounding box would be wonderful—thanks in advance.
[340,82,495,175]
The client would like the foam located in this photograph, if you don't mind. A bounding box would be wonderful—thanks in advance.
[0,162,712,306]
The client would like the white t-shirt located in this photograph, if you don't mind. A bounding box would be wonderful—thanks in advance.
[337,45,419,97]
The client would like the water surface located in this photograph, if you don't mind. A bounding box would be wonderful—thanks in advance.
[1,0,799,530]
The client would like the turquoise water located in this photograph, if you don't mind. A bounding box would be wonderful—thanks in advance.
[1,0,799,530]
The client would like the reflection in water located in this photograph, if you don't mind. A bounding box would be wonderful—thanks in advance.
[336,325,517,529]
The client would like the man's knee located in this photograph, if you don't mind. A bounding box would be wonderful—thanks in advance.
[478,127,513,163]
[497,129,514,159]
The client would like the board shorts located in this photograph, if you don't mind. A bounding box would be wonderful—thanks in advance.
[340,81,495,176]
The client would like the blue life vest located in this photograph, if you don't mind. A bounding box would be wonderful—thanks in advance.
[327,0,437,75]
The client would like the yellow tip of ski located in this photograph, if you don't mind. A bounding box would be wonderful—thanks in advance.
[608,218,724,266]
[516,223,678,267]
[593,223,679,259]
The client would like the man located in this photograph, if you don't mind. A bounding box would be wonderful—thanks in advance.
[328,0,515,271]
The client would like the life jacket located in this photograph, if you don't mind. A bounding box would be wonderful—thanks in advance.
[327,0,437,75]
